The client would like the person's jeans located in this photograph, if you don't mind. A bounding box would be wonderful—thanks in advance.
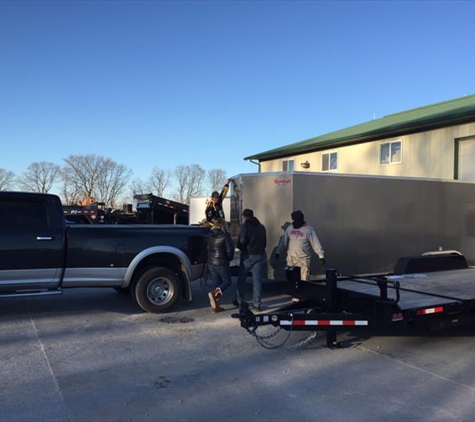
[236,254,265,307]
[208,264,232,293]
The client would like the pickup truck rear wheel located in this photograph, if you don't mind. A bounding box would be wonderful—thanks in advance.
[133,267,181,313]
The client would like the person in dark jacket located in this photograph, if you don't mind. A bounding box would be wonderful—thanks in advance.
[207,218,235,313]
[235,209,267,312]
[205,179,233,226]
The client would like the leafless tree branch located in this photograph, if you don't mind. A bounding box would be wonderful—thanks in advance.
[18,162,61,193]
[0,168,15,191]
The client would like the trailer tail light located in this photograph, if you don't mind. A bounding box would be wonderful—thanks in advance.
[416,306,444,316]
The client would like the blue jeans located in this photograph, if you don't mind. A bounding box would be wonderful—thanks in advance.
[208,264,232,293]
[236,254,265,307]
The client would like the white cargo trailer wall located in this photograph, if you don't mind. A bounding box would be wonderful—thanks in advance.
[230,172,475,277]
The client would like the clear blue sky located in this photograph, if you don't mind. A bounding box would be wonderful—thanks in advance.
[1,0,475,193]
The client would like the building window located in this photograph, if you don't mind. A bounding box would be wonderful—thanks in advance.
[380,140,402,165]
[282,159,294,172]
[322,152,338,171]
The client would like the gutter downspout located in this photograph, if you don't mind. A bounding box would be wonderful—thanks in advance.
[249,159,261,173]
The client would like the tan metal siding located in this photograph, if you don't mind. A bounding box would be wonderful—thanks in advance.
[260,122,475,180]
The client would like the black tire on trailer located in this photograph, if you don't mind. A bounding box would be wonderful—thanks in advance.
[133,267,182,313]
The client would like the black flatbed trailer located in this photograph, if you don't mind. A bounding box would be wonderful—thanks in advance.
[233,252,475,348]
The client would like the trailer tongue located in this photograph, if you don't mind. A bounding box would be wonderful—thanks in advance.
[232,252,475,349]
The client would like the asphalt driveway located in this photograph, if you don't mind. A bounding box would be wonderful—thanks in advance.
[1,279,475,422]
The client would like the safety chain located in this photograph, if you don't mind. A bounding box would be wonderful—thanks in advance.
[248,313,294,349]
[253,326,284,341]
[247,311,323,350]
[286,331,320,349]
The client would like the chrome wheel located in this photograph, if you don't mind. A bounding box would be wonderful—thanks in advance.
[147,277,175,305]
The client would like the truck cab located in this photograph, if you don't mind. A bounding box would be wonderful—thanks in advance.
[0,192,65,290]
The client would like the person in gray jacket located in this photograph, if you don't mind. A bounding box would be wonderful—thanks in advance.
[276,210,325,283]
[235,209,267,312]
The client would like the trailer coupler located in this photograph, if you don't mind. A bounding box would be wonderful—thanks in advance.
[232,302,371,348]
[231,302,260,334]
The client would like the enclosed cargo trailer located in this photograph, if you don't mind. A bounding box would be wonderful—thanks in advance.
[229,172,475,277]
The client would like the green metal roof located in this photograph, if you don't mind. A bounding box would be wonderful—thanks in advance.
[245,94,475,162]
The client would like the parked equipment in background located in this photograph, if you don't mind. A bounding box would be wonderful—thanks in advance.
[63,194,189,225]
[134,194,189,224]
[63,202,106,224]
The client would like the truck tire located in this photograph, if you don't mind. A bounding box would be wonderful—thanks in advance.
[133,267,182,313]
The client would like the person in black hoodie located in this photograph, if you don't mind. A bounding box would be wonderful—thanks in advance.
[235,209,267,312]
[207,218,235,313]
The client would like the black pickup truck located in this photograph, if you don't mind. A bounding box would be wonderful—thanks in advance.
[0,191,209,313]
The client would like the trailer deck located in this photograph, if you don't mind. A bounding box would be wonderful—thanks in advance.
[337,268,475,310]
[233,253,475,348]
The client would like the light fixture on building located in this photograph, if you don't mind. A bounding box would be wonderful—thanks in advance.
[301,161,310,169]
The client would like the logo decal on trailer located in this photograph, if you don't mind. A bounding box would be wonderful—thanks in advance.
[274,174,291,186]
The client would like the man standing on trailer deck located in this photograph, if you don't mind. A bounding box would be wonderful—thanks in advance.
[205,179,233,226]
[276,210,325,285]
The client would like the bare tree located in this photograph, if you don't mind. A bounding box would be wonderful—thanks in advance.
[63,154,132,207]
[17,161,61,193]
[149,167,171,197]
[174,164,205,204]
[95,160,133,208]
[63,154,103,200]
[207,168,227,193]
[60,168,83,205]
[129,178,152,198]
[0,168,15,191]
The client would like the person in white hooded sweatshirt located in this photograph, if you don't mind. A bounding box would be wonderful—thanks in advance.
[276,210,325,282]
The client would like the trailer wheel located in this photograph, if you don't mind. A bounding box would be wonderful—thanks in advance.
[133,267,181,313]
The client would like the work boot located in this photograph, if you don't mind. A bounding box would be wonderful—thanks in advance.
[213,287,223,299]
[212,295,225,313]
[208,291,218,309]
[213,306,225,313]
